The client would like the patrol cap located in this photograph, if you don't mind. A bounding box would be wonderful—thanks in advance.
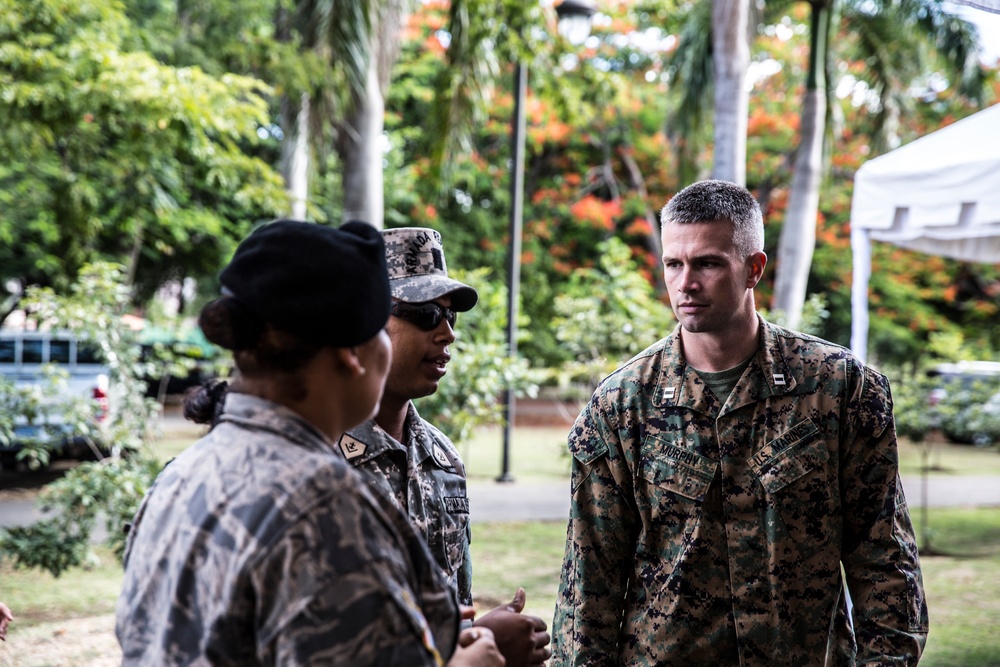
[381,227,478,312]
[219,219,391,348]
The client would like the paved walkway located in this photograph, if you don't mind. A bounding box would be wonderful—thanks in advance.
[467,474,1000,523]
[1,474,997,530]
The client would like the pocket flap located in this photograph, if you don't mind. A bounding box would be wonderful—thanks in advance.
[749,421,828,493]
[639,443,717,501]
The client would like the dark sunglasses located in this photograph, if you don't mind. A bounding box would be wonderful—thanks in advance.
[390,301,458,331]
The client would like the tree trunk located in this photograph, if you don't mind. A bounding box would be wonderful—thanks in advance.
[337,0,409,230]
[617,144,663,264]
[340,61,385,228]
[771,1,831,329]
[280,93,311,220]
[711,0,750,185]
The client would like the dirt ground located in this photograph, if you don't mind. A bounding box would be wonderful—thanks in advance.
[0,615,119,667]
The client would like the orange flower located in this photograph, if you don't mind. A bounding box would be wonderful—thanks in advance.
[625,217,652,238]
[570,196,619,231]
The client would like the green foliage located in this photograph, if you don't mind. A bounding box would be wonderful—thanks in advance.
[1,454,162,577]
[551,237,674,388]
[890,375,939,444]
[23,264,161,454]
[385,2,677,371]
[0,0,288,315]
[2,0,999,413]
[759,292,830,337]
[935,378,1000,447]
[0,519,92,579]
[925,330,997,366]
[0,263,163,576]
[414,268,538,445]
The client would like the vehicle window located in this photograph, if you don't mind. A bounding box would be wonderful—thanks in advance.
[0,339,15,364]
[50,339,72,364]
[77,343,102,365]
[23,339,44,363]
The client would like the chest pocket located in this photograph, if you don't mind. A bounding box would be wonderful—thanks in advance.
[747,420,837,561]
[635,437,718,576]
[638,448,717,502]
[422,471,470,585]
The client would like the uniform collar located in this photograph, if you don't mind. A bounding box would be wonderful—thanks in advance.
[655,316,797,414]
[339,402,442,466]
[218,392,338,455]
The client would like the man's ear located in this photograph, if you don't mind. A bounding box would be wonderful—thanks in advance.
[746,251,767,288]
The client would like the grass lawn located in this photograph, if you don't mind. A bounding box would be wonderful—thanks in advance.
[471,508,1000,666]
[916,506,1000,666]
[461,425,573,483]
[460,425,1000,485]
[899,437,1000,477]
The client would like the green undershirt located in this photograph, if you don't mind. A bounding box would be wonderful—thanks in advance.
[694,353,755,406]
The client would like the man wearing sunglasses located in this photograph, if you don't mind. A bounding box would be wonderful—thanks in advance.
[339,227,552,667]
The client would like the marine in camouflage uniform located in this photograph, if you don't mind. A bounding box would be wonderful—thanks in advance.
[341,227,478,606]
[552,179,928,666]
[117,393,460,666]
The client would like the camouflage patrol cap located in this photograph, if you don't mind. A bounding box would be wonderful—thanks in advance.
[382,227,478,312]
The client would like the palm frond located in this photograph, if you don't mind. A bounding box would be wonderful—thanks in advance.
[295,0,372,102]
[664,1,714,185]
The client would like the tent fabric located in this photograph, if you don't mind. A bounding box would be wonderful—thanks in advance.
[951,0,1000,13]
[850,103,1000,363]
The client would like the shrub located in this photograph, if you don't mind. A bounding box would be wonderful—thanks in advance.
[0,263,162,576]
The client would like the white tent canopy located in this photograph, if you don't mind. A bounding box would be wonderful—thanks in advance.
[952,0,1000,13]
[850,103,1000,363]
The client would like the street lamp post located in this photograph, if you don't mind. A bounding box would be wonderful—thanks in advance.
[498,0,597,483]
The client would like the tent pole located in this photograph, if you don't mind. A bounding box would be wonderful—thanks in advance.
[850,227,872,365]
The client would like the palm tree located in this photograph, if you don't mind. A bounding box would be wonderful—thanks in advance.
[663,2,715,185]
[771,0,988,327]
[337,0,411,228]
[712,0,753,185]
[667,0,988,327]
[770,0,832,328]
[279,0,414,228]
[663,0,756,187]
[426,0,542,186]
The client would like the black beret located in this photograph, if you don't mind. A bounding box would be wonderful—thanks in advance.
[219,220,390,348]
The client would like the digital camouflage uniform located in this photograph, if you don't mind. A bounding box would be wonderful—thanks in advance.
[341,403,473,606]
[337,226,477,608]
[552,319,928,667]
[116,393,460,666]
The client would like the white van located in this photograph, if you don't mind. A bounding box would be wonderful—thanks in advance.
[0,330,111,468]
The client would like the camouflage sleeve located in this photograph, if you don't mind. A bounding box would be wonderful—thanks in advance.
[552,393,637,667]
[252,497,452,667]
[839,364,929,664]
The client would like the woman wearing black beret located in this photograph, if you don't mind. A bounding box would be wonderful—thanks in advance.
[116,220,502,666]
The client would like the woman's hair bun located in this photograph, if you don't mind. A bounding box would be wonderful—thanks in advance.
[198,297,264,351]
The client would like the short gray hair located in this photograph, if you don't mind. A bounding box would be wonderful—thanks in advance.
[660,180,764,258]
